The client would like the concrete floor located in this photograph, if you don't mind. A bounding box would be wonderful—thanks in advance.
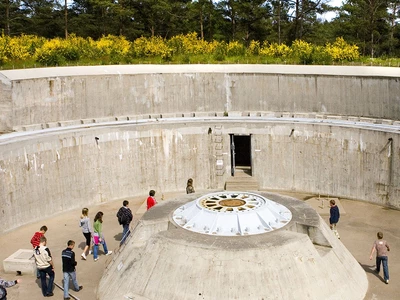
[1,191,398,300]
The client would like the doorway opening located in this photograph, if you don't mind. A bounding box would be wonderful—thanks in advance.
[230,134,252,176]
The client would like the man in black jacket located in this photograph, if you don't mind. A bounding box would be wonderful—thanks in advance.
[62,240,82,300]
[117,200,133,245]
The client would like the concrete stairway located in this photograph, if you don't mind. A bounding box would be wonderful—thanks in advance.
[225,168,259,191]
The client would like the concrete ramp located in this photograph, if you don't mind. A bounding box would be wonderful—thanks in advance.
[98,192,367,300]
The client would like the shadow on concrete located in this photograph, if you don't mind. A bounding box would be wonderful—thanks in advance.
[77,241,86,250]
[359,263,383,281]
[113,233,122,242]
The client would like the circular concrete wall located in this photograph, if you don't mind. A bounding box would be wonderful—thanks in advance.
[0,65,399,233]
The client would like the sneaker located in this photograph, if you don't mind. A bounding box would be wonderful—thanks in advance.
[385,279,389,284]
[106,251,113,256]
[45,293,54,297]
[89,250,92,255]
[76,286,83,291]
[64,298,71,300]
[94,258,99,262]
[81,253,86,260]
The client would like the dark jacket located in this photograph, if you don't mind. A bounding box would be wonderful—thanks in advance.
[329,205,340,224]
[117,207,133,225]
[62,248,77,273]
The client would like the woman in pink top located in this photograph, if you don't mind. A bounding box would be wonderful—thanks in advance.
[146,190,157,210]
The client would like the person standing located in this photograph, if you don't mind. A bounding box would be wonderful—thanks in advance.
[147,190,157,210]
[30,225,48,248]
[62,240,83,300]
[116,200,133,245]
[329,199,340,239]
[186,178,195,194]
[0,277,20,300]
[79,208,92,260]
[369,231,390,284]
[93,211,113,261]
[33,236,55,297]
[30,225,48,278]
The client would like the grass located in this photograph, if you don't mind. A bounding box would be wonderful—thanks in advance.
[1,55,400,70]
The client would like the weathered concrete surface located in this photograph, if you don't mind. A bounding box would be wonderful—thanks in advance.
[3,249,36,275]
[1,118,400,234]
[0,65,399,132]
[0,191,398,300]
[97,192,367,300]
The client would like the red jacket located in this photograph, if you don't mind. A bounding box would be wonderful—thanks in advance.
[147,196,157,210]
[30,232,44,248]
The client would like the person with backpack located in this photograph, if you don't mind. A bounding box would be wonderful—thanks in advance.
[33,236,55,297]
[30,225,48,278]
[116,200,133,245]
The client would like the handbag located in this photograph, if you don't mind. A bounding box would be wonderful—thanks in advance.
[93,233,100,245]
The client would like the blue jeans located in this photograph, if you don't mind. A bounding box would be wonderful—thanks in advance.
[120,224,130,245]
[93,239,109,259]
[63,271,79,298]
[38,266,54,296]
[376,256,389,280]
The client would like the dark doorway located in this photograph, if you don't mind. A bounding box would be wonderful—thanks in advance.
[230,134,251,176]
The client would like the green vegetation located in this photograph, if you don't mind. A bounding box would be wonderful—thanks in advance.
[2,33,398,70]
[0,0,399,61]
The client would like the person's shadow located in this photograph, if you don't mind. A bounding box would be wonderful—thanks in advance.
[359,262,385,282]
[114,233,122,242]
[77,241,86,250]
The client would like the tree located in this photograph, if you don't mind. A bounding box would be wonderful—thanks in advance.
[19,0,64,37]
[217,0,271,42]
[337,0,389,57]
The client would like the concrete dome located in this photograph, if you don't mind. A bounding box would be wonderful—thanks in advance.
[172,191,292,236]
[98,192,367,300]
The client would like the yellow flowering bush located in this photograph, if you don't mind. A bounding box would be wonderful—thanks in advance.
[34,38,66,65]
[260,41,291,58]
[130,36,172,59]
[291,40,313,62]
[325,37,359,61]
[0,33,363,66]
[0,34,43,64]
[94,35,130,57]
[227,41,246,56]
[247,40,261,55]
[167,33,218,55]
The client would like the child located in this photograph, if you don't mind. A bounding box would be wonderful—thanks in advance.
[79,208,92,260]
[186,178,195,194]
[146,190,157,210]
[0,277,20,300]
[62,240,83,299]
[30,225,48,248]
[30,225,48,278]
[93,211,113,261]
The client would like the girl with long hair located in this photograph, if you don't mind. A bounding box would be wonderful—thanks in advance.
[93,211,113,261]
[79,207,92,260]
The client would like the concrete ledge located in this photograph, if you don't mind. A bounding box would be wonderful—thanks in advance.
[93,117,117,123]
[58,120,81,127]
[159,113,176,119]
[45,122,60,128]
[22,124,43,131]
[115,116,128,121]
[194,112,217,118]
[3,249,36,275]
[81,118,95,124]
[359,117,375,124]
